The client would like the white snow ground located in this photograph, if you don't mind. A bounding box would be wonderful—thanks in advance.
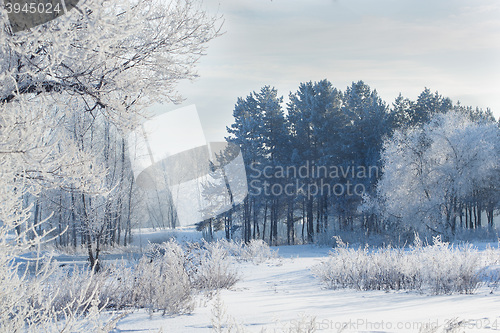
[112,244,500,333]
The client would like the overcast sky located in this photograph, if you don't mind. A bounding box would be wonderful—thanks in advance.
[159,0,500,141]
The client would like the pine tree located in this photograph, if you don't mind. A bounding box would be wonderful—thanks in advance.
[412,88,453,126]
[339,81,389,231]
[287,80,344,242]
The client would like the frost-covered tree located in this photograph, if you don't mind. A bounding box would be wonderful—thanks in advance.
[1,0,220,268]
[227,81,496,245]
[0,97,114,331]
[287,81,320,243]
[1,0,220,126]
[390,93,416,130]
[230,80,388,244]
[226,89,265,242]
[0,0,220,328]
[258,86,289,245]
[389,88,452,130]
[377,111,500,237]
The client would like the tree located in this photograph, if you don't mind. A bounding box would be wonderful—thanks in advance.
[1,0,220,269]
[287,79,343,242]
[1,0,220,125]
[377,111,500,237]
[258,86,289,245]
[287,81,318,243]
[338,81,388,232]
[0,97,112,330]
[227,86,287,243]
[390,93,415,130]
[226,89,265,242]
[412,88,452,127]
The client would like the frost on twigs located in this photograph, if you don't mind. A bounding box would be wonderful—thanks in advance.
[194,239,279,264]
[0,0,222,130]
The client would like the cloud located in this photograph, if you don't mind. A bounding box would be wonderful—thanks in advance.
[168,0,500,140]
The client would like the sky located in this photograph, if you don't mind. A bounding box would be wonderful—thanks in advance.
[158,0,500,141]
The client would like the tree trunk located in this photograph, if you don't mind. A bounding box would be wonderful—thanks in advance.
[262,202,268,242]
[287,198,294,245]
[306,198,314,243]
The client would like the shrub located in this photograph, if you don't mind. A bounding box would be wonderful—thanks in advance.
[128,242,194,315]
[202,239,279,264]
[240,239,279,264]
[187,240,240,292]
[45,239,244,317]
[313,236,484,295]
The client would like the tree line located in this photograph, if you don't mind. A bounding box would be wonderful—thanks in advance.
[218,80,499,244]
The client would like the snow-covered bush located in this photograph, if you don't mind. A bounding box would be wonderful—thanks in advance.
[0,171,113,331]
[0,246,116,332]
[58,241,194,315]
[127,242,194,315]
[420,239,481,294]
[313,236,483,294]
[41,264,107,316]
[184,238,278,292]
[45,240,240,316]
[239,239,279,264]
[313,243,422,291]
[200,239,278,264]
[36,238,276,321]
[187,241,240,292]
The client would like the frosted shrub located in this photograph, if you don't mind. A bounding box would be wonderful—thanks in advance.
[0,203,114,332]
[364,246,423,291]
[46,241,194,316]
[240,239,278,264]
[208,239,243,257]
[190,241,239,291]
[483,242,500,265]
[184,238,276,292]
[46,239,243,317]
[418,237,482,294]
[481,243,500,292]
[313,236,483,294]
[0,253,117,332]
[47,261,135,313]
[44,238,278,320]
[312,238,422,291]
[201,239,278,264]
[43,264,108,315]
[130,242,194,315]
[109,241,193,315]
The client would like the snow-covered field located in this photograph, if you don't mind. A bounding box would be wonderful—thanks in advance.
[112,243,500,333]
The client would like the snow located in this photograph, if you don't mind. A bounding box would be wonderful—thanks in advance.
[112,244,500,333]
